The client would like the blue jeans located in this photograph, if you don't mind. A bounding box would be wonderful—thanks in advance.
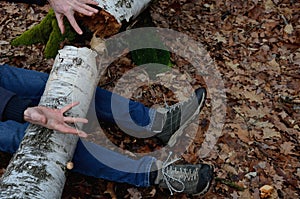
[0,65,156,187]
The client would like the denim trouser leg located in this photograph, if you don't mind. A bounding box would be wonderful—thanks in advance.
[0,121,28,154]
[0,65,48,106]
[0,121,155,187]
[0,65,155,187]
[0,64,154,130]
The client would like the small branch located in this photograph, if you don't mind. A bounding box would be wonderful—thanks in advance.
[280,14,289,25]
[215,177,245,191]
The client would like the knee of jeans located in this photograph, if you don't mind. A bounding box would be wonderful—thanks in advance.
[129,109,150,127]
[129,101,151,127]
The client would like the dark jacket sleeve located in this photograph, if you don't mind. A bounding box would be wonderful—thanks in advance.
[0,87,32,123]
[0,87,15,121]
[3,0,47,6]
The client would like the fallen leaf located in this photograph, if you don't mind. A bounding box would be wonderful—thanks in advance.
[127,187,142,199]
[90,33,107,54]
[259,185,274,198]
[223,164,238,175]
[244,106,267,119]
[296,168,300,178]
[254,121,274,129]
[239,188,253,199]
[149,187,156,197]
[272,174,284,189]
[279,141,294,155]
[267,58,280,69]
[230,123,251,143]
[0,40,9,45]
[264,0,276,12]
[243,90,264,104]
[284,24,294,34]
[104,182,117,199]
[262,128,281,139]
[230,191,239,199]
[214,32,227,43]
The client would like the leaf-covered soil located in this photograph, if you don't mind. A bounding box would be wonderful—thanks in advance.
[0,0,299,198]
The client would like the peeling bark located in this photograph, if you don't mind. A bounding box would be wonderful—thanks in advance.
[0,46,101,198]
[79,0,152,38]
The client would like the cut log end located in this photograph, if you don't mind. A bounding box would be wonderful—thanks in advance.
[76,10,121,38]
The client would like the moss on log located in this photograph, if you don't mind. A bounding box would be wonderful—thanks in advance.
[11,9,76,58]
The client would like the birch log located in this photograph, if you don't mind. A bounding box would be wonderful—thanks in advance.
[95,0,152,23]
[0,46,100,198]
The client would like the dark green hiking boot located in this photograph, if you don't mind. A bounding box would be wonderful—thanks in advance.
[154,87,206,146]
[153,153,214,195]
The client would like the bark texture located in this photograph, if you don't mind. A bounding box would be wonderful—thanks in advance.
[0,46,100,199]
[95,0,152,23]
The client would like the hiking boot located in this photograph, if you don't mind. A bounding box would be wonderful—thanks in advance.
[154,87,206,146]
[153,153,214,195]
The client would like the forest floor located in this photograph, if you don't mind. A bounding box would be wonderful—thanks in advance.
[0,0,299,198]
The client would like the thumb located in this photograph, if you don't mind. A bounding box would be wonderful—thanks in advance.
[29,111,47,125]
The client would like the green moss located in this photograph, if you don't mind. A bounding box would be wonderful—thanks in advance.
[44,18,76,58]
[11,10,55,46]
[130,30,172,79]
[11,9,76,58]
[127,8,172,78]
[131,48,171,67]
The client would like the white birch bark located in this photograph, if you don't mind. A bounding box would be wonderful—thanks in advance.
[95,0,152,23]
[0,46,100,199]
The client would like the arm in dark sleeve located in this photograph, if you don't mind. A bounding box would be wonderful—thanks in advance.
[0,87,32,123]
[3,0,47,6]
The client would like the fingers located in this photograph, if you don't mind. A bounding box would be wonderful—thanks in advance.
[65,0,99,33]
[72,0,99,15]
[77,131,88,138]
[55,10,84,35]
[83,0,99,5]
[64,117,88,124]
[60,102,88,124]
[76,0,99,8]
[55,13,65,34]
[65,14,83,35]
[73,3,99,15]
[63,125,88,138]
[56,124,88,138]
[61,102,80,113]
[51,0,99,35]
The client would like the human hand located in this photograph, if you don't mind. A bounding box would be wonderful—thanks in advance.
[24,102,88,138]
[48,0,99,35]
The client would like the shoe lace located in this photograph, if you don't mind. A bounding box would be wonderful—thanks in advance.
[161,152,185,195]
[164,91,196,113]
[164,100,183,112]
